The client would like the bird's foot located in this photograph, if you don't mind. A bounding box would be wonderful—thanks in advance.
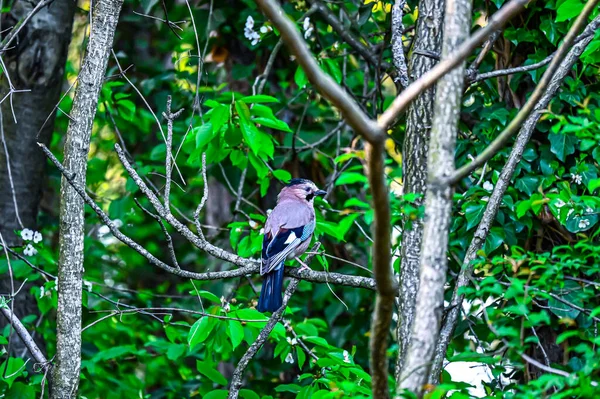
[295,257,311,272]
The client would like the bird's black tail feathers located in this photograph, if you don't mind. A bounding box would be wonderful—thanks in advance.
[257,264,285,312]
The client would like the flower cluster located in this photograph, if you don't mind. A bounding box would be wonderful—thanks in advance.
[303,18,313,39]
[244,16,260,46]
[21,228,42,257]
[571,173,583,185]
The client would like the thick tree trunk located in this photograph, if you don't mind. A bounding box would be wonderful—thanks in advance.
[399,0,471,396]
[0,0,75,364]
[50,1,123,397]
[0,0,75,246]
[395,0,444,378]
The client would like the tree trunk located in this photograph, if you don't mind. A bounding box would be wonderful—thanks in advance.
[399,0,471,396]
[395,0,444,378]
[50,1,123,397]
[0,0,75,364]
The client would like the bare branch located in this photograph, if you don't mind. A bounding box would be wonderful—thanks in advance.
[0,306,49,371]
[255,0,383,143]
[449,0,600,184]
[377,0,530,129]
[391,0,409,88]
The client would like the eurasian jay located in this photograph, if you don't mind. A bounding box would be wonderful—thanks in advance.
[257,178,327,312]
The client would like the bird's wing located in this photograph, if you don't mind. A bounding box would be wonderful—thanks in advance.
[261,221,315,275]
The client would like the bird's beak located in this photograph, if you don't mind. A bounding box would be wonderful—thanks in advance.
[315,189,327,197]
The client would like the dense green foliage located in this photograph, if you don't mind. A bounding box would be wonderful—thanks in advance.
[1,0,600,398]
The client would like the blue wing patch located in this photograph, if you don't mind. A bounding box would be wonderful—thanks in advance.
[261,223,314,275]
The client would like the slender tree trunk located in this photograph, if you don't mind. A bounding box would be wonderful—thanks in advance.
[427,17,600,384]
[399,0,471,396]
[0,0,75,363]
[50,1,123,397]
[395,0,444,378]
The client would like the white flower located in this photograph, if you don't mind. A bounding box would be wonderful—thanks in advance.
[33,231,42,244]
[249,220,258,229]
[244,16,261,46]
[83,280,92,292]
[286,337,297,345]
[260,26,268,34]
[23,244,37,257]
[571,173,582,185]
[343,350,351,364]
[259,228,265,235]
[21,228,33,241]
[266,209,273,216]
[579,219,590,229]
[483,181,494,192]
[586,207,594,214]
[285,352,294,364]
[303,18,313,39]
[555,199,566,208]
[39,286,45,299]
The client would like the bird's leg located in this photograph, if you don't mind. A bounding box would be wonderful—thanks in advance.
[295,257,312,272]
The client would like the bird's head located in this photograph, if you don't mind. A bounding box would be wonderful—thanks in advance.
[279,178,327,204]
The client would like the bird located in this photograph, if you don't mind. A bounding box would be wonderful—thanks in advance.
[257,178,327,312]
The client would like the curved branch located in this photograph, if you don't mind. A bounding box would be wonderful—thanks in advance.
[449,0,600,185]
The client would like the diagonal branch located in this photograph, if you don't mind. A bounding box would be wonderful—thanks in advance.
[0,306,49,371]
[227,244,320,399]
[377,0,530,129]
[255,0,383,143]
[428,13,600,385]
[448,0,600,185]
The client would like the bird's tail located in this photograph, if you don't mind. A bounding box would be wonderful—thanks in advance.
[257,264,285,312]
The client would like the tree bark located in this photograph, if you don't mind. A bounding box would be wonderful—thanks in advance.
[428,16,600,384]
[398,0,471,396]
[50,1,123,397]
[0,0,75,246]
[395,0,444,379]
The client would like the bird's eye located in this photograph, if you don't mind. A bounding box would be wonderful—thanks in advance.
[305,187,311,192]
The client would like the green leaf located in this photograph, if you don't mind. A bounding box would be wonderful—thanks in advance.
[118,99,136,121]
[464,203,485,230]
[0,357,25,387]
[253,116,292,132]
[7,382,35,399]
[197,360,228,386]
[515,176,540,196]
[227,320,245,350]
[195,123,215,149]
[240,389,261,399]
[209,105,230,131]
[188,317,216,349]
[295,66,308,88]
[548,281,584,319]
[588,178,600,193]
[323,59,342,84]
[203,390,228,399]
[275,384,302,393]
[273,169,292,182]
[240,95,279,104]
[556,0,584,22]
[166,343,186,360]
[548,133,577,162]
[335,172,368,186]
